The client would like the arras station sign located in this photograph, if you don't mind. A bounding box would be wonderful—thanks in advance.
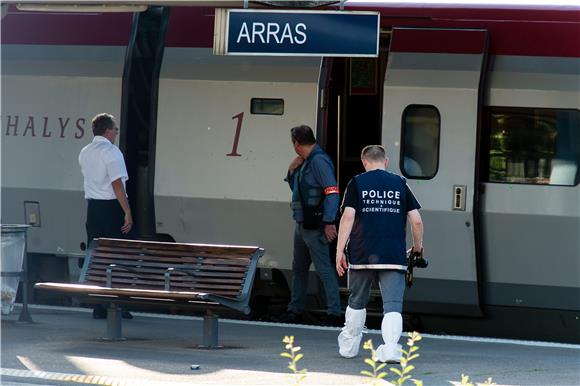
[214,9,380,57]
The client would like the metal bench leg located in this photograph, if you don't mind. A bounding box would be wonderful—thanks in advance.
[104,304,126,341]
[202,311,219,348]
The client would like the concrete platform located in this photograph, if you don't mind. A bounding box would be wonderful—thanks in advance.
[1,305,579,386]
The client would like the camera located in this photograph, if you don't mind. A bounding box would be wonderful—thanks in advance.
[406,249,427,288]
[408,250,428,268]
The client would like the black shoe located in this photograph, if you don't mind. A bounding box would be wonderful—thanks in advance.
[92,306,106,319]
[121,309,133,319]
[272,310,303,324]
[319,314,343,327]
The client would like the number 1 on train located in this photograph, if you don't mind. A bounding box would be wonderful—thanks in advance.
[227,112,244,157]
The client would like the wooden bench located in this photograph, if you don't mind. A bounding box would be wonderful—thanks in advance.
[35,238,264,347]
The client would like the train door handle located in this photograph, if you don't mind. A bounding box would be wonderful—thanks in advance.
[452,185,467,211]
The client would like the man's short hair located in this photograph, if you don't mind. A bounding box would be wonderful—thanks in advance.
[92,113,116,136]
[290,125,316,145]
[361,145,387,162]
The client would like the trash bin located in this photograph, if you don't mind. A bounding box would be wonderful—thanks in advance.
[1,224,31,320]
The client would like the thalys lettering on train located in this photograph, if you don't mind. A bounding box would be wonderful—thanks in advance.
[2,115,87,139]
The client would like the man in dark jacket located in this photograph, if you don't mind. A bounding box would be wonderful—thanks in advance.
[279,125,342,326]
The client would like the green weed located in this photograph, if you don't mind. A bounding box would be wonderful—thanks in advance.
[280,332,496,386]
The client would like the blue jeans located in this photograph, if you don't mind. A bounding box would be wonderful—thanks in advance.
[348,269,405,314]
[288,224,341,316]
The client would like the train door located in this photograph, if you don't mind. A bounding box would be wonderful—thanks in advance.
[318,34,390,195]
[381,28,489,316]
[317,35,389,290]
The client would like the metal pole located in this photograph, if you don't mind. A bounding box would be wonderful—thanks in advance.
[104,303,125,341]
[336,94,341,185]
[202,311,219,348]
[18,227,32,323]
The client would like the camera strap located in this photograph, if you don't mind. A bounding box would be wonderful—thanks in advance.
[406,252,414,288]
[406,249,423,288]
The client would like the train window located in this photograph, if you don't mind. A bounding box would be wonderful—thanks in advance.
[401,105,441,179]
[484,107,580,186]
[250,98,284,115]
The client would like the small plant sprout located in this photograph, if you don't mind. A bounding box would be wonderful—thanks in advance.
[460,374,474,386]
[362,332,423,386]
[389,331,423,386]
[459,374,496,386]
[360,339,389,385]
[281,335,307,386]
[390,331,423,386]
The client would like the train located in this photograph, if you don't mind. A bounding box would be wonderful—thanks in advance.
[1,1,578,342]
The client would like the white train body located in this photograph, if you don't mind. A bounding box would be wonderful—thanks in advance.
[1,2,578,338]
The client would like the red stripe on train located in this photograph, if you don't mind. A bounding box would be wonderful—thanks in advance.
[390,28,487,54]
[2,6,579,57]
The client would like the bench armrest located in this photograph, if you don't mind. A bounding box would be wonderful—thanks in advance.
[164,267,198,291]
[106,264,140,287]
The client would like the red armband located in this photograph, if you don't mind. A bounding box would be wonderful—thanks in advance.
[324,186,340,195]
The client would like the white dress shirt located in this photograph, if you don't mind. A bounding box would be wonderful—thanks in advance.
[79,136,128,200]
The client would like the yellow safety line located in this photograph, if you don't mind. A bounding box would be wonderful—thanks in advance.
[0,368,195,386]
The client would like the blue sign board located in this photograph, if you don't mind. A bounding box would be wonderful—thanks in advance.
[223,10,379,57]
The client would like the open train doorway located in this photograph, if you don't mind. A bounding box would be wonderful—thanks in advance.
[318,33,390,194]
[316,33,390,294]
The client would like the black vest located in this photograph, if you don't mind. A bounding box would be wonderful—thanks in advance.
[348,170,409,270]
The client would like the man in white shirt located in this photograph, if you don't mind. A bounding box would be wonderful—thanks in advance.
[79,113,133,319]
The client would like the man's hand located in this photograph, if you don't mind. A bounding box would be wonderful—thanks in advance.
[112,178,133,235]
[336,250,348,277]
[121,212,133,234]
[411,245,423,254]
[288,156,304,174]
[324,224,337,242]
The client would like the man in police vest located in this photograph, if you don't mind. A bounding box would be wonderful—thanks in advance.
[335,145,424,362]
[278,124,342,326]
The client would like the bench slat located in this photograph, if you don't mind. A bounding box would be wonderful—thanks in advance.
[87,265,246,279]
[94,251,251,264]
[35,282,236,301]
[85,269,244,285]
[86,274,243,289]
[96,238,260,255]
[84,275,244,290]
[82,284,240,297]
[90,258,249,272]
[92,251,251,266]
[95,246,253,260]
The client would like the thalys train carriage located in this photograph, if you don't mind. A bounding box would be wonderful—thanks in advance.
[1,0,578,342]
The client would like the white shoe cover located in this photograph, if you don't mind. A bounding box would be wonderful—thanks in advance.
[375,312,402,363]
[338,306,366,358]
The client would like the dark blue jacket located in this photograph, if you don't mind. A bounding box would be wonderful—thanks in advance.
[286,145,340,224]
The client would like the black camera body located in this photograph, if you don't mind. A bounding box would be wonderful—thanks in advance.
[406,249,428,288]
[409,251,428,268]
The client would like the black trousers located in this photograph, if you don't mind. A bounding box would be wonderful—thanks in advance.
[79,199,129,270]
[85,198,126,247]
[83,199,132,315]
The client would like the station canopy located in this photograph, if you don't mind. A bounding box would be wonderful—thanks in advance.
[6,0,341,12]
